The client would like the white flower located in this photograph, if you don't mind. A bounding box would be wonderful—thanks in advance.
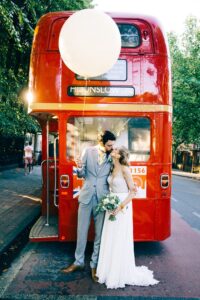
[103,198,109,204]
[96,192,120,221]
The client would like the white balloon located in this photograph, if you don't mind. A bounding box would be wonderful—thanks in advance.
[59,9,121,78]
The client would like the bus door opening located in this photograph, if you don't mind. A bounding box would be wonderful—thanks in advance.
[30,116,59,241]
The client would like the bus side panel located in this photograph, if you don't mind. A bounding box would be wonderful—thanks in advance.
[58,163,95,241]
[133,200,155,241]
[154,163,171,240]
[30,53,61,103]
[141,56,171,106]
[155,112,172,164]
[154,111,172,240]
[155,199,171,240]
[58,163,77,241]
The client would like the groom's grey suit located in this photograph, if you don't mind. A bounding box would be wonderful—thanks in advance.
[74,145,112,268]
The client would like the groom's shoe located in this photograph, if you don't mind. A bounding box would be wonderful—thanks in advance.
[91,268,99,283]
[61,263,84,273]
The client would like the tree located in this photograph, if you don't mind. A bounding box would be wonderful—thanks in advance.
[168,16,200,152]
[0,0,93,138]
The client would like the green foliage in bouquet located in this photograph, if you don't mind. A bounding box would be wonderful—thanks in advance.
[96,193,120,221]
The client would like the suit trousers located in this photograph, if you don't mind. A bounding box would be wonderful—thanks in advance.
[74,193,105,268]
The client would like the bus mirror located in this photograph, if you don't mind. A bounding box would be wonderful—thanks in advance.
[160,174,169,189]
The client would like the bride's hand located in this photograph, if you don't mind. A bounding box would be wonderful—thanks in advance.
[110,206,122,216]
[133,183,138,195]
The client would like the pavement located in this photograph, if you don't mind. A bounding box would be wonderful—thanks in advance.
[0,166,41,270]
[172,169,200,180]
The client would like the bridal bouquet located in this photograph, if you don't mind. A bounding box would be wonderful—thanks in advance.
[96,193,120,221]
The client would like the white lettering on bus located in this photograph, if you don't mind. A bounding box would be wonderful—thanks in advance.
[68,86,134,97]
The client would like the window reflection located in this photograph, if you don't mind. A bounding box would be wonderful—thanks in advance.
[128,118,150,161]
[49,132,58,157]
[117,24,140,48]
[67,117,150,161]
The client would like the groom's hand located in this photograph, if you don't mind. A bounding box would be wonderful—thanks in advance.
[75,157,82,168]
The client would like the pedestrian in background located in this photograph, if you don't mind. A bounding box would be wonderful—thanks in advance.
[24,141,34,175]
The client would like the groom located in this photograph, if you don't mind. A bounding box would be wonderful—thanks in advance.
[61,130,116,282]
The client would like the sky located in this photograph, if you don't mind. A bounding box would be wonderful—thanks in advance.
[93,0,200,34]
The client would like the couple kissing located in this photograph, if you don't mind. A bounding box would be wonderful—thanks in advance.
[61,130,159,289]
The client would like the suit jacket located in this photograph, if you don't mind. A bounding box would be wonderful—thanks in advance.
[77,146,112,204]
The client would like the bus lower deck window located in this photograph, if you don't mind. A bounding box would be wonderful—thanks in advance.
[66,117,150,162]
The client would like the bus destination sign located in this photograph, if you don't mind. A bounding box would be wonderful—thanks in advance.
[67,86,135,97]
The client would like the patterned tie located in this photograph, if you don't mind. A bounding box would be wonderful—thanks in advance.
[98,149,106,165]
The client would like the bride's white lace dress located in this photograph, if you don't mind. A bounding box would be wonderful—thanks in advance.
[96,173,159,289]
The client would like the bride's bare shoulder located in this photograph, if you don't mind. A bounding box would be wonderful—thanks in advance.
[121,165,131,176]
[122,165,130,171]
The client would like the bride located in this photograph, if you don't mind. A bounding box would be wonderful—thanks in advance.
[96,146,159,289]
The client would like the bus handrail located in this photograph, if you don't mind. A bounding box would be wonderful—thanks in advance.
[54,137,59,207]
[41,159,54,186]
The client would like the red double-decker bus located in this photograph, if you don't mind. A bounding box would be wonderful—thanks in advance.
[28,11,172,242]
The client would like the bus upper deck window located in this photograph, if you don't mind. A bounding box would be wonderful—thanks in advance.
[117,24,140,48]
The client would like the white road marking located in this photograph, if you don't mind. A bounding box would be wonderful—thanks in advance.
[171,196,178,202]
[192,211,200,219]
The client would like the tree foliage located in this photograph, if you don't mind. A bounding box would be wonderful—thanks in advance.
[168,16,200,151]
[0,0,93,138]
[1,4,199,150]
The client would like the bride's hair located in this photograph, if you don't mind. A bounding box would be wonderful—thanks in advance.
[118,146,130,166]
